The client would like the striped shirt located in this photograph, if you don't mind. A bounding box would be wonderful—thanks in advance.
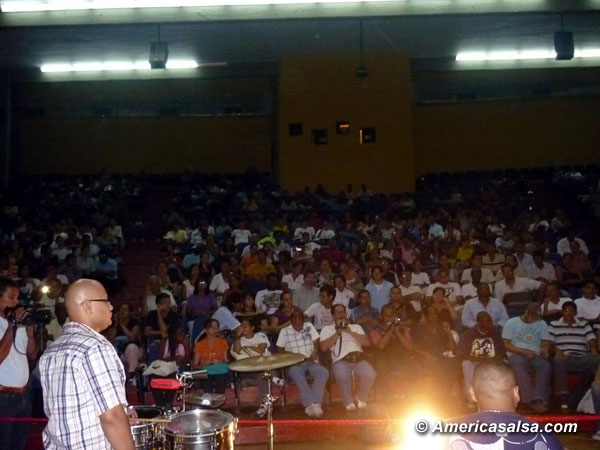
[40,321,128,450]
[548,318,595,356]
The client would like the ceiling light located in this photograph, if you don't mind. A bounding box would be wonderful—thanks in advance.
[456,49,600,62]
[2,0,403,12]
[40,60,202,73]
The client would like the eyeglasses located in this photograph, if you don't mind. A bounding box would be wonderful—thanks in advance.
[85,299,112,306]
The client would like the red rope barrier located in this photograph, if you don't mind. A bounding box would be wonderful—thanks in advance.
[1,416,600,424]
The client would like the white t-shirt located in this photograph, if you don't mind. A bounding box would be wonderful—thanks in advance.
[209,273,230,294]
[319,324,365,363]
[494,277,541,302]
[282,273,304,292]
[400,285,422,297]
[231,229,251,245]
[526,263,557,281]
[575,296,600,322]
[411,272,430,287]
[426,282,462,302]
[544,297,572,314]
[0,317,29,387]
[255,289,284,315]
[294,227,315,240]
[334,288,354,309]
[460,268,495,284]
[305,303,335,331]
[230,332,270,360]
[461,283,493,300]
[145,290,177,311]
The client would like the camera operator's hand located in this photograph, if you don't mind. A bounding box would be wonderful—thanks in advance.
[14,307,29,324]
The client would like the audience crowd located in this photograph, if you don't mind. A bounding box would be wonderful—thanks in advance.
[2,168,600,424]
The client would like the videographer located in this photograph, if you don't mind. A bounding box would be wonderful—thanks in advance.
[0,277,38,450]
[320,304,376,411]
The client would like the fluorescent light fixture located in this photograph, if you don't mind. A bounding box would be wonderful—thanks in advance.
[2,0,401,12]
[456,49,600,62]
[40,59,202,73]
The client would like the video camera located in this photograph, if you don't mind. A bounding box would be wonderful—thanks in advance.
[6,304,53,326]
[335,320,348,331]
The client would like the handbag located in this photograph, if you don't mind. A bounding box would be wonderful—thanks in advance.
[205,363,230,376]
[342,351,365,363]
[143,360,178,377]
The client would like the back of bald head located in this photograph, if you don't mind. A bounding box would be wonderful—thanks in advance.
[65,279,106,318]
[472,361,516,401]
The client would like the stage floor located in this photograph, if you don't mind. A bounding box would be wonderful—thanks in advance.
[237,435,599,450]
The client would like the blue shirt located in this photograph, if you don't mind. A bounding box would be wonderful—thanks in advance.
[461,297,509,329]
[450,411,563,450]
[95,258,118,279]
[502,316,549,355]
[365,280,394,311]
[182,253,200,269]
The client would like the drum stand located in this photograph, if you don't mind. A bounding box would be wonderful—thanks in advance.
[260,370,278,450]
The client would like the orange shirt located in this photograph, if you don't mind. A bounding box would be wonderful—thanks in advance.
[194,337,228,366]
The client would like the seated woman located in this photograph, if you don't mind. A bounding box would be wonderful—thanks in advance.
[237,292,258,318]
[230,317,271,417]
[193,319,230,394]
[268,292,298,335]
[151,325,191,409]
[185,278,218,323]
[430,286,459,324]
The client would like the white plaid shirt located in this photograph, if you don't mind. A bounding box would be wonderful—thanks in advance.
[40,321,127,450]
[276,323,319,358]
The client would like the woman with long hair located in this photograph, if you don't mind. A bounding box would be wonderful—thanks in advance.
[193,319,230,394]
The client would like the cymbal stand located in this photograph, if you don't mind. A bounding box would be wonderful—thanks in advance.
[260,370,278,450]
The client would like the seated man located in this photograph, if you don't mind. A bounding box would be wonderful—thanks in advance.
[255,273,284,315]
[527,252,557,283]
[460,254,495,285]
[350,290,379,336]
[145,293,180,341]
[320,304,376,411]
[575,280,600,332]
[502,302,551,413]
[494,264,541,303]
[425,269,464,310]
[549,301,600,409]
[456,312,506,405]
[461,284,508,329]
[245,250,277,281]
[305,285,336,332]
[370,304,414,396]
[276,310,329,418]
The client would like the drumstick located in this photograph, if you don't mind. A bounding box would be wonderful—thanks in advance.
[130,417,172,423]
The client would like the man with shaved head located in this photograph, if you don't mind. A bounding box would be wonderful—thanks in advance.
[40,279,135,450]
[448,361,564,449]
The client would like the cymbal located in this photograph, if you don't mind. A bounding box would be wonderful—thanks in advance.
[229,351,305,372]
[185,392,226,408]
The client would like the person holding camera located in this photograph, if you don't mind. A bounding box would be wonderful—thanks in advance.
[320,304,376,411]
[0,277,38,450]
[370,304,415,396]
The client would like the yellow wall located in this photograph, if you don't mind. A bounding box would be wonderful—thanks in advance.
[414,97,600,175]
[19,116,272,174]
[278,54,416,193]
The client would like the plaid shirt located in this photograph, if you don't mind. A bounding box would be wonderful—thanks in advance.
[40,321,127,450]
[276,323,319,358]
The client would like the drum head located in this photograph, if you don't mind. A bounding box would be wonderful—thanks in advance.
[165,409,234,435]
